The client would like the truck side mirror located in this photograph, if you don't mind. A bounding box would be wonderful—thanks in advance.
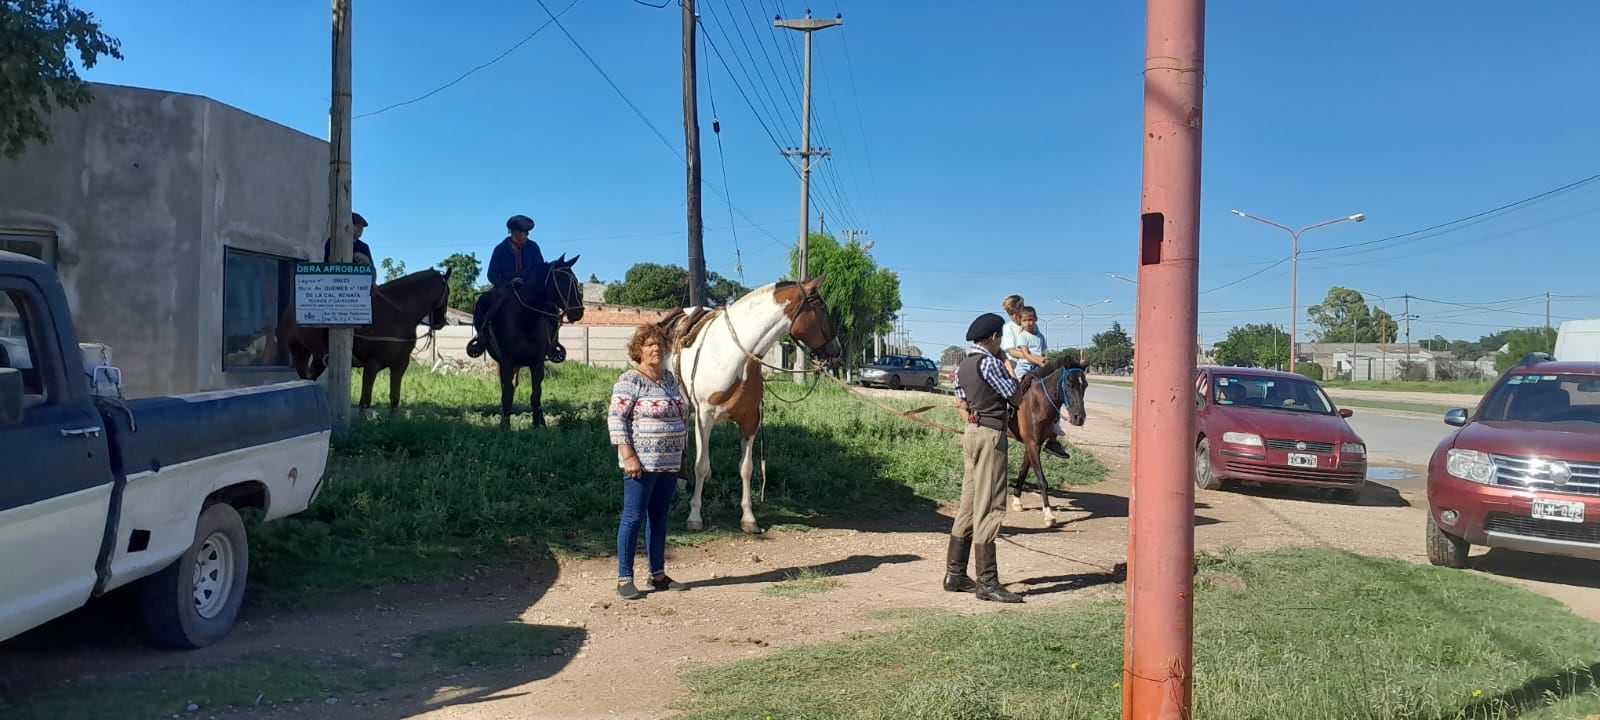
[0,368,23,427]
[1444,408,1469,427]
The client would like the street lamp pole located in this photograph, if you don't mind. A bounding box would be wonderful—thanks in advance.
[1229,210,1365,374]
[1056,298,1112,362]
[1347,288,1390,381]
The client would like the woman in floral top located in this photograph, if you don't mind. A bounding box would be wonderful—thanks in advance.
[607,323,690,600]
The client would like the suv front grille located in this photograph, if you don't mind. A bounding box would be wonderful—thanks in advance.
[1490,453,1600,497]
[1484,513,1600,544]
[1266,439,1335,454]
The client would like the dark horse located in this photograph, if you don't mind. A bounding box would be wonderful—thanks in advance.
[468,254,585,428]
[1006,355,1090,526]
[276,267,453,413]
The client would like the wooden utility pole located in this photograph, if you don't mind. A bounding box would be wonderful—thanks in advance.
[683,0,706,307]
[326,0,354,431]
[1124,0,1203,716]
[777,12,842,281]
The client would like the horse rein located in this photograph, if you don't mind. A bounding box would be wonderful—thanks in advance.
[1039,366,1086,411]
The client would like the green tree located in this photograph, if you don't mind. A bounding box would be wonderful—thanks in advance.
[940,345,965,366]
[1495,327,1557,372]
[603,262,748,308]
[1307,287,1397,343]
[2,1,123,159]
[437,252,482,312]
[1213,323,1290,369]
[787,232,903,365]
[1090,322,1134,371]
[380,257,407,282]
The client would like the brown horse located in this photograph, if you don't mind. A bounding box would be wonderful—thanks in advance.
[276,267,453,413]
[1006,355,1089,526]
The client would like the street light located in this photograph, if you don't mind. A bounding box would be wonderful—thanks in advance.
[1107,273,1137,286]
[1229,209,1365,373]
[1055,298,1112,362]
[1345,288,1390,381]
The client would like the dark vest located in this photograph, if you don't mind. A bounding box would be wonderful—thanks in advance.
[957,351,1013,431]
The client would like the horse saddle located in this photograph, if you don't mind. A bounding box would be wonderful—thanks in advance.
[657,306,720,354]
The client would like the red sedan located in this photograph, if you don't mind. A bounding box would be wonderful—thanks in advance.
[1193,366,1367,501]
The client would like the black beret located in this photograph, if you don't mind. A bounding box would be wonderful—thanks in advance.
[506,214,535,233]
[352,212,368,227]
[966,312,1006,343]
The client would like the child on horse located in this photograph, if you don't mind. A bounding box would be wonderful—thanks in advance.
[1002,295,1070,459]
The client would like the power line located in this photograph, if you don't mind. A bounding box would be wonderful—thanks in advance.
[1201,256,1289,294]
[532,0,790,250]
[703,50,746,282]
[354,0,583,120]
[1300,171,1600,258]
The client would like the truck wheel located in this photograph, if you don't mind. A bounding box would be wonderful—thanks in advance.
[140,503,250,649]
[1424,512,1469,569]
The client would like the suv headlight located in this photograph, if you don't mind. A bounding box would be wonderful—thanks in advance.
[1222,431,1262,447]
[1341,442,1366,456]
[1446,449,1497,485]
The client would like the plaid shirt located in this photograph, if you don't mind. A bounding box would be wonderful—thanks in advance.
[953,345,1019,402]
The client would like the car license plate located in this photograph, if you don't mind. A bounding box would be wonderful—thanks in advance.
[1287,453,1318,468]
[1532,498,1585,524]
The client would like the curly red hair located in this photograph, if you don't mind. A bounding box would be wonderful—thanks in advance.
[627,322,670,363]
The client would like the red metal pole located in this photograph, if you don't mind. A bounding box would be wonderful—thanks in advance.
[1124,0,1203,717]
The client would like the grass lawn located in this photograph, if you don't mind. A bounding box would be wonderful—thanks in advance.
[1320,378,1496,396]
[1336,398,1460,417]
[245,364,1106,607]
[673,548,1600,720]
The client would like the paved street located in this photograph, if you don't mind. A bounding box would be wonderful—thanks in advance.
[1085,383,1455,470]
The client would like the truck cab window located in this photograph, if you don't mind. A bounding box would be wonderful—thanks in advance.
[0,290,46,400]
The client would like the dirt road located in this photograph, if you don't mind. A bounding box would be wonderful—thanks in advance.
[4,393,1597,720]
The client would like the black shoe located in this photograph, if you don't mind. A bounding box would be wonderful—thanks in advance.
[465,338,485,358]
[1043,438,1071,460]
[618,580,643,600]
[943,536,977,592]
[649,573,686,591]
[974,542,1024,603]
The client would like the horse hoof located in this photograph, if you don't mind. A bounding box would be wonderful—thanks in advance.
[1009,496,1025,512]
[740,521,763,535]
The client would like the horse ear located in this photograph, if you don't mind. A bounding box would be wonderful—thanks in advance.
[555,253,567,264]
[565,254,580,267]
[442,266,453,281]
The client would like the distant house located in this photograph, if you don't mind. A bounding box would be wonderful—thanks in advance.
[1295,342,1492,381]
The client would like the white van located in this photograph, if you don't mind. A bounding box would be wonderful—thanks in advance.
[1555,319,1600,362]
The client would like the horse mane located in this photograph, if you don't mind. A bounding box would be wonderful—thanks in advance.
[1039,354,1089,376]
[376,267,443,290]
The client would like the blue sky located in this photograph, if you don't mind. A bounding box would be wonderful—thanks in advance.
[72,0,1600,354]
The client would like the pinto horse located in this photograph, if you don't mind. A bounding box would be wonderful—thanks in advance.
[658,275,842,534]
[277,267,453,414]
[469,254,585,428]
[1006,355,1089,526]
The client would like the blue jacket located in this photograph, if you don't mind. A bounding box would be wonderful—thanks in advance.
[324,238,373,262]
[487,237,545,289]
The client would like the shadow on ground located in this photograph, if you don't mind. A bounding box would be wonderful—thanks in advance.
[1222,479,1411,508]
[1471,549,1600,590]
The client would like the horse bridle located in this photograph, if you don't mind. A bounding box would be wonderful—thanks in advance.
[511,265,581,320]
[786,290,835,359]
[1041,367,1087,411]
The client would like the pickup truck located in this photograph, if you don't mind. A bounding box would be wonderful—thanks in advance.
[0,250,332,649]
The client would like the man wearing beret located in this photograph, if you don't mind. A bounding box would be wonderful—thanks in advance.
[323,212,374,266]
[945,312,1034,603]
[467,214,563,361]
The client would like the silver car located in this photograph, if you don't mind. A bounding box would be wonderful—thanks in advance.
[858,355,941,391]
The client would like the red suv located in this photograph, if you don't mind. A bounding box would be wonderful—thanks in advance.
[1425,356,1600,568]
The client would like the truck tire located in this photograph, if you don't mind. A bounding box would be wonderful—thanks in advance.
[139,502,250,649]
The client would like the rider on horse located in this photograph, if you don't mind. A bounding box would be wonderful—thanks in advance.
[465,214,565,361]
[323,212,373,266]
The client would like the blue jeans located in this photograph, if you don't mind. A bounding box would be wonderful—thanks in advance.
[617,471,677,581]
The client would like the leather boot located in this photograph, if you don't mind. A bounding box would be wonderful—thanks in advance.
[974,542,1024,603]
[943,536,976,592]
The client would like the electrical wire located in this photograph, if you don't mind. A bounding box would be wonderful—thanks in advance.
[703,56,746,282]
[354,0,583,119]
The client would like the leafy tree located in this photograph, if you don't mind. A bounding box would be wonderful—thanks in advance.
[437,252,482,312]
[2,1,123,159]
[1090,321,1134,372]
[379,257,407,282]
[1213,323,1290,369]
[787,233,903,364]
[603,262,748,308]
[1307,287,1397,343]
[1495,327,1556,372]
[588,273,601,283]
[940,345,965,366]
